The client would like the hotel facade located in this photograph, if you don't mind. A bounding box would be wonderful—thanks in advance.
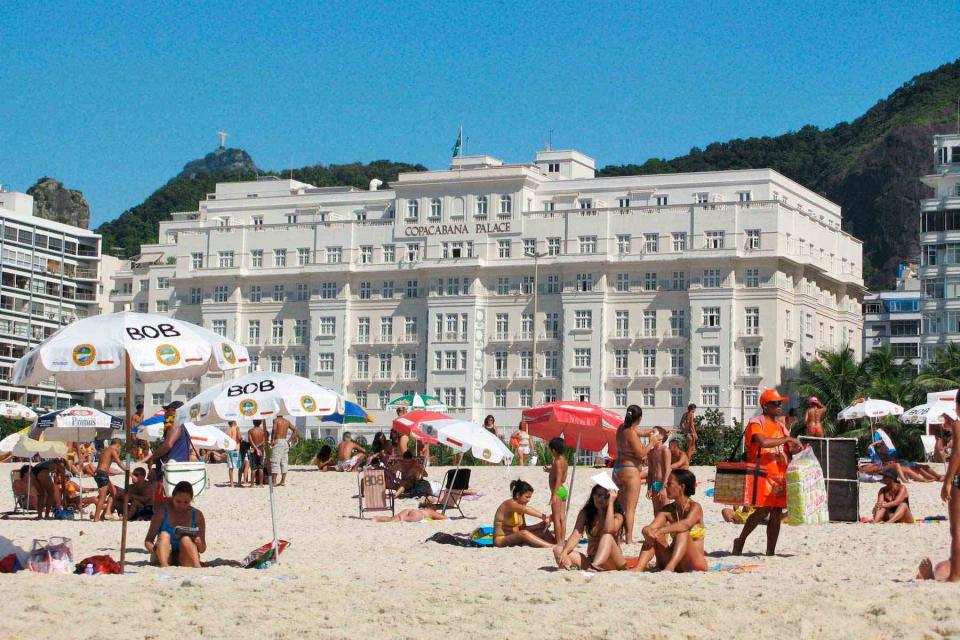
[110,149,864,431]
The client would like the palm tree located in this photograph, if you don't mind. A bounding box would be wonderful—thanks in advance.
[792,345,866,434]
[862,346,923,408]
[917,343,960,392]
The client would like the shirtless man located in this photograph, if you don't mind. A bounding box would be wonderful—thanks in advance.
[668,439,690,470]
[271,414,299,487]
[131,403,149,460]
[544,437,569,543]
[804,397,828,437]
[337,432,367,471]
[124,467,155,519]
[247,420,268,486]
[394,451,426,497]
[225,421,242,487]
[93,439,127,522]
[646,427,671,514]
[678,404,697,459]
[395,409,410,456]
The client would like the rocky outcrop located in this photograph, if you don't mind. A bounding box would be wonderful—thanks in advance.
[27,177,90,229]
[177,148,258,180]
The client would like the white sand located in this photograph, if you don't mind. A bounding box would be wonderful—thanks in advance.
[1,462,958,639]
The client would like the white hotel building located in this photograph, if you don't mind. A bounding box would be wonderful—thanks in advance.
[111,149,864,430]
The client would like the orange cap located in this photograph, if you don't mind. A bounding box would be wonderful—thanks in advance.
[759,389,788,405]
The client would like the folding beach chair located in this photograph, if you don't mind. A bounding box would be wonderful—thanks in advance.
[10,469,29,514]
[436,468,471,518]
[358,468,395,519]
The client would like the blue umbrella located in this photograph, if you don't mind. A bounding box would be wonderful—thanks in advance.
[321,401,374,424]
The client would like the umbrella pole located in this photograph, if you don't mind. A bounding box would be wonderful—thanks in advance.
[119,353,133,572]
[268,459,280,565]
[564,433,582,524]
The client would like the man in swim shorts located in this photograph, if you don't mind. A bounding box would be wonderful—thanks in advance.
[337,432,367,471]
[271,414,299,486]
[93,439,126,522]
[225,421,242,487]
[246,420,268,485]
[545,437,569,542]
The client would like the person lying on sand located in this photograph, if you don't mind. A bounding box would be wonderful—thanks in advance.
[873,469,914,523]
[630,469,707,573]
[553,483,626,572]
[372,507,447,523]
[492,480,554,548]
[145,481,206,568]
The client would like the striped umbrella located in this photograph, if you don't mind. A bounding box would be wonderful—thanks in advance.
[386,393,447,412]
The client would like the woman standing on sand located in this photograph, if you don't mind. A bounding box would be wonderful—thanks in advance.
[492,480,554,548]
[613,405,648,544]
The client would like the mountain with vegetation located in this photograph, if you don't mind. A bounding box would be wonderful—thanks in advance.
[28,177,90,229]
[599,58,960,288]
[95,149,426,257]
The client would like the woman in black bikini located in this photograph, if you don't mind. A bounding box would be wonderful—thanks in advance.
[874,468,913,523]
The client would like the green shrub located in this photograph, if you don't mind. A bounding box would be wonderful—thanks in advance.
[688,409,744,465]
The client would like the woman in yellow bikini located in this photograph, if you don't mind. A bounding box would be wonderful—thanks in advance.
[630,469,707,572]
[492,480,554,548]
[554,482,627,571]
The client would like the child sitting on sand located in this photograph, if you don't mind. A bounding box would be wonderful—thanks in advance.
[630,469,707,573]
[873,468,913,523]
[492,480,554,548]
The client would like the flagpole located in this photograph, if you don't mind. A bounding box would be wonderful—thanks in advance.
[460,126,463,157]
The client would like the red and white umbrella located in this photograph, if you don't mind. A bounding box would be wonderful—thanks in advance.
[392,410,451,444]
[138,421,238,451]
[419,418,513,464]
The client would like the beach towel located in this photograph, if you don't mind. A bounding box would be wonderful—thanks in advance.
[426,532,484,548]
[243,540,290,569]
[0,553,23,573]
[74,555,121,575]
[709,563,760,573]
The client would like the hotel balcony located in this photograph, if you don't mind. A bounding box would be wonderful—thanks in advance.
[738,367,763,379]
[737,329,763,341]
[354,335,372,345]
[375,335,395,344]
[513,332,534,342]
[609,332,632,343]
[489,333,512,344]
[662,369,686,378]
[609,369,631,380]
[662,329,689,340]
[399,334,419,344]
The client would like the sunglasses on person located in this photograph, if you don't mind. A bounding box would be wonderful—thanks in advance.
[594,490,610,500]
[766,401,783,407]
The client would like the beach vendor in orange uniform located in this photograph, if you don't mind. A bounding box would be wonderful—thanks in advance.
[733,388,803,557]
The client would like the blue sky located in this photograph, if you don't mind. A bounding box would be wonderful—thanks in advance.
[1,1,958,228]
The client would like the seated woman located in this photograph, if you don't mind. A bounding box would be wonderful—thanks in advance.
[312,445,335,472]
[630,469,707,573]
[873,468,913,523]
[12,465,39,510]
[145,480,206,568]
[372,507,447,523]
[368,432,391,466]
[553,483,626,571]
[492,480,554,548]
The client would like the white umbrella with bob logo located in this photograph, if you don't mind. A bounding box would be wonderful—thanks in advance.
[12,311,249,570]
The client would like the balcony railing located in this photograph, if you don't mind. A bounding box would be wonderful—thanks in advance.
[376,335,395,344]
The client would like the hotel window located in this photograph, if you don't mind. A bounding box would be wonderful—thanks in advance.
[213,285,229,303]
[544,202,555,212]
[744,387,759,407]
[574,348,591,368]
[547,237,561,256]
[784,310,792,335]
[671,387,683,407]
[383,244,396,262]
[358,282,371,300]
[247,320,261,344]
[672,271,687,290]
[495,314,509,340]
[189,287,201,304]
[405,243,420,262]
[476,196,488,218]
[493,351,508,377]
[320,282,337,299]
[379,317,393,341]
[218,251,234,268]
[643,272,657,292]
[702,346,720,367]
[615,388,628,408]
[579,199,593,210]
[576,273,593,292]
[575,310,593,330]
[402,353,417,378]
[614,350,629,376]
[191,252,203,269]
[579,236,597,254]
[429,198,442,221]
[251,249,263,267]
[655,195,668,206]
[406,200,419,221]
[293,354,307,377]
[270,355,282,373]
[547,162,560,173]
[705,231,725,249]
[273,249,287,267]
[382,281,394,299]
[521,276,534,295]
[694,192,709,204]
[252,215,263,228]
[249,285,261,303]
[357,318,370,342]
[498,240,511,258]
[745,346,760,374]
[405,279,419,298]
[519,352,532,376]
[140,279,149,292]
[522,239,536,256]
[737,191,752,202]
[703,269,722,288]
[573,386,590,402]
[296,283,309,301]
[292,320,307,343]
[499,195,512,216]
[546,275,560,294]
[317,353,333,373]
[543,388,558,403]
[544,351,559,378]
[496,277,510,295]
[356,211,367,222]
[615,310,629,337]
[642,387,655,407]
[495,389,507,408]
[465,241,475,257]
[378,354,392,377]
[745,268,760,288]
[670,348,685,375]
[319,317,335,336]
[272,320,284,344]
[670,310,686,336]
[671,232,687,252]
[701,386,719,406]
[544,313,559,338]
[745,229,761,250]
[617,198,630,210]
[286,214,298,224]
[702,307,721,328]
[745,307,760,335]
[643,311,657,336]
[617,234,632,254]
[156,277,169,290]
[641,348,656,376]
[155,300,169,313]
[327,246,342,263]
[360,246,373,264]
[355,390,367,406]
[403,317,417,341]
[246,354,258,372]
[643,233,659,253]
[616,273,629,292]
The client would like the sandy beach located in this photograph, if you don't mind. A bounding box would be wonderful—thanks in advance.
[1,462,958,640]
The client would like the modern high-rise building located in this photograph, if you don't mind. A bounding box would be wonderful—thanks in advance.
[111,148,864,431]
[920,133,960,362]
[862,265,922,371]
[0,188,116,408]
